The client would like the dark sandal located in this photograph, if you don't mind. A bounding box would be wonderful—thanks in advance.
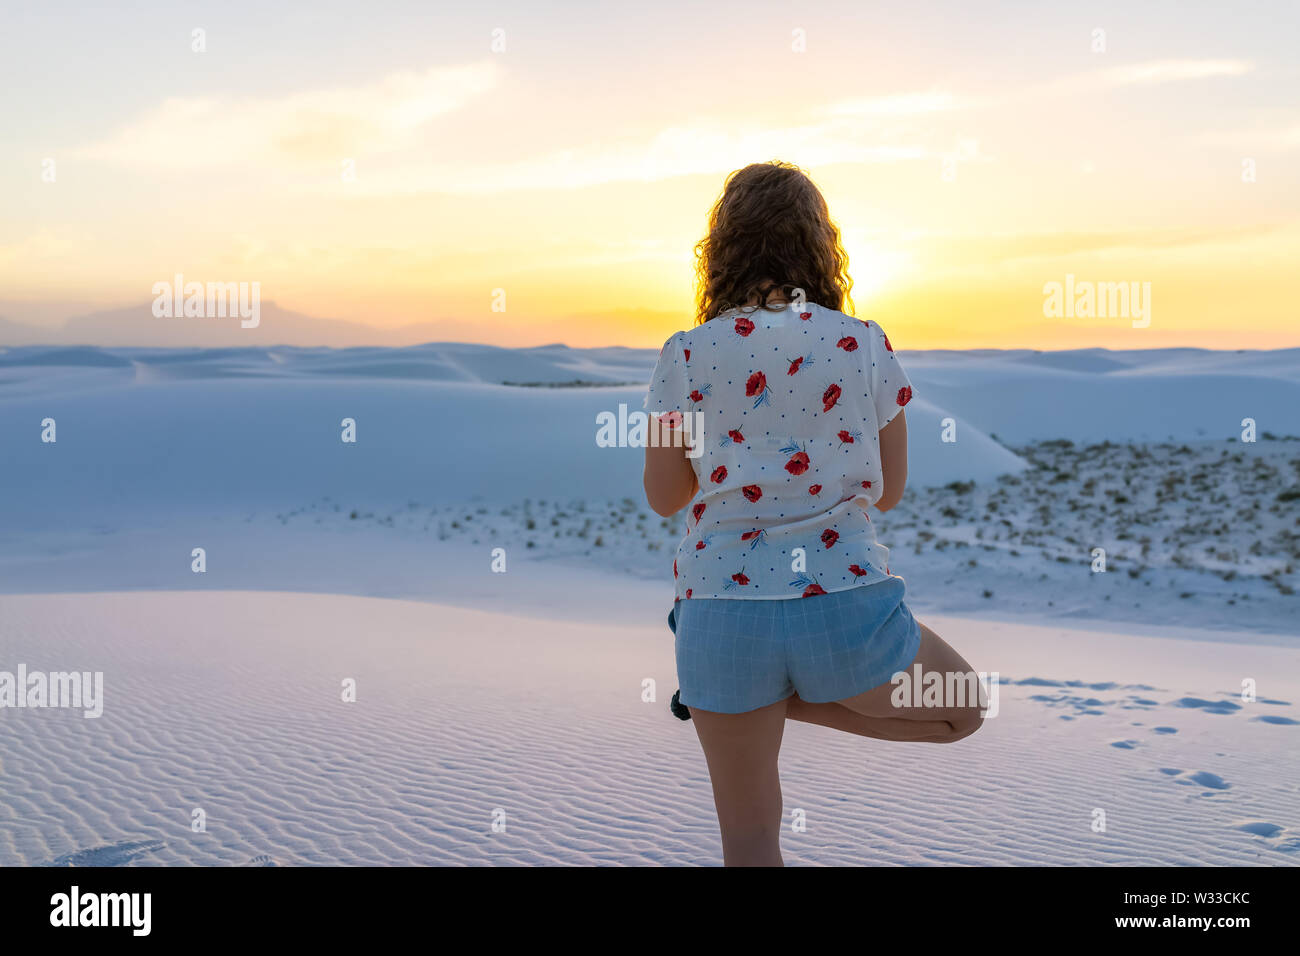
[670,689,692,721]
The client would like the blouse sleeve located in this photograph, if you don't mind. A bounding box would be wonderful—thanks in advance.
[864,321,913,428]
[644,333,688,417]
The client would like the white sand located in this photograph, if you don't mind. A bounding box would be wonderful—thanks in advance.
[1,342,1297,865]
[1,589,1296,867]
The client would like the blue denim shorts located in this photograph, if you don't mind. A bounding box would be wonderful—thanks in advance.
[669,579,922,714]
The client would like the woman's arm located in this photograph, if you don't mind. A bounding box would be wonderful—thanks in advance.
[643,415,698,517]
[875,409,908,512]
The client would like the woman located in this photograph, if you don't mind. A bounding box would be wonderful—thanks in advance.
[642,161,983,867]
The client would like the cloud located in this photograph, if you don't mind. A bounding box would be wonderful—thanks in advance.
[333,106,965,197]
[375,60,1247,195]
[826,91,964,117]
[1191,120,1300,152]
[1095,58,1254,87]
[68,56,1253,198]
[822,60,1253,122]
[1043,58,1254,98]
[74,61,500,169]
[903,223,1288,274]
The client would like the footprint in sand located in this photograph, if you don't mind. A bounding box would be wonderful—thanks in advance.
[1173,697,1241,715]
[1152,726,1178,734]
[1251,715,1298,725]
[239,854,278,867]
[1235,821,1283,837]
[1030,692,1111,716]
[40,839,165,867]
[1110,740,1140,749]
[1233,821,1300,853]
[1168,770,1231,795]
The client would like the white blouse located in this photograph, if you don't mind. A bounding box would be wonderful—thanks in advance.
[644,301,913,601]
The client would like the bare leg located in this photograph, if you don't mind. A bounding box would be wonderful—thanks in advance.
[688,695,790,866]
[787,622,984,744]
[686,623,981,866]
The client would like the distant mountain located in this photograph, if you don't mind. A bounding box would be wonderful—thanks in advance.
[0,315,51,346]
[61,301,397,348]
[0,302,493,348]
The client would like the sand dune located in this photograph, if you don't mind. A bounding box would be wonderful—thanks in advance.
[3,343,1295,533]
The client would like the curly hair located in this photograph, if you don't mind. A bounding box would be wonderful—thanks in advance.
[693,161,854,324]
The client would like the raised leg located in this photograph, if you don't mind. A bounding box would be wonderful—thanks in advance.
[787,622,985,744]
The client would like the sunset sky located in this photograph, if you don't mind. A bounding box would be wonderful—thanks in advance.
[2,0,1297,349]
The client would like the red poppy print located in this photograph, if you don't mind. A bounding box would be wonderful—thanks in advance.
[710,465,727,484]
[790,573,824,596]
[659,410,683,429]
[780,439,810,475]
[746,370,772,408]
[849,564,868,577]
[808,484,822,496]
[897,385,913,407]
[683,348,691,361]
[882,334,893,353]
[673,559,678,577]
[837,430,855,445]
[741,530,761,541]
[734,316,755,337]
[689,389,703,403]
[785,452,809,475]
[695,539,706,550]
[731,571,750,586]
[862,480,872,489]
[822,383,841,412]
[836,336,858,352]
[727,428,745,444]
[692,502,706,522]
[685,589,692,599]
[742,484,763,503]
[786,352,814,376]
[821,528,840,549]
[800,312,812,320]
